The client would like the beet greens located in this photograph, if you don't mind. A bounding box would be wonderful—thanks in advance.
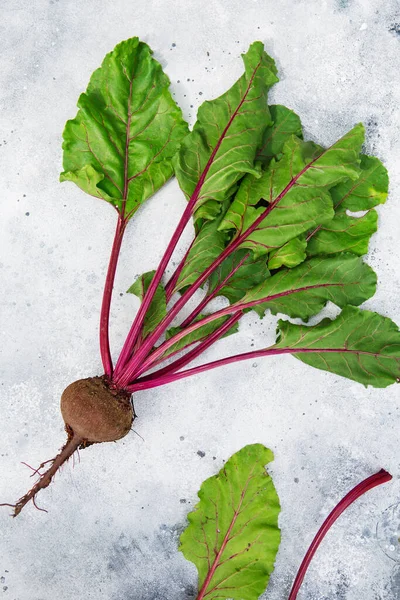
[178,444,392,600]
[2,36,399,517]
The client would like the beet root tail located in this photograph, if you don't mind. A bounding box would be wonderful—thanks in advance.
[0,429,84,517]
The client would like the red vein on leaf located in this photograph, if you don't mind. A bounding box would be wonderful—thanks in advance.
[195,464,257,600]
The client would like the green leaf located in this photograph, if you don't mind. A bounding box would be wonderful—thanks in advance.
[220,125,364,258]
[267,235,307,270]
[180,444,280,599]
[218,166,269,231]
[164,315,238,357]
[60,37,188,217]
[175,212,230,293]
[207,249,270,304]
[307,210,379,257]
[274,306,400,388]
[127,270,166,337]
[219,138,325,242]
[330,154,389,212]
[174,42,278,222]
[257,104,303,165]
[237,254,376,321]
[306,154,388,257]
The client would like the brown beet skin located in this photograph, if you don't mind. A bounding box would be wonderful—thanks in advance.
[61,377,133,443]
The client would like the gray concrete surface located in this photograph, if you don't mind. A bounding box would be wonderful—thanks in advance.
[0,0,399,598]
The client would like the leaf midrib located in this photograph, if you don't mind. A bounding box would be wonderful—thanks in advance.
[196,465,257,599]
[122,75,134,214]
[192,59,263,210]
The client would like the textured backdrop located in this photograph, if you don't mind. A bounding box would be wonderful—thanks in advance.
[1,0,399,598]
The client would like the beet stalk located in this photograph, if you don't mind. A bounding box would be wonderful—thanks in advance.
[288,469,393,600]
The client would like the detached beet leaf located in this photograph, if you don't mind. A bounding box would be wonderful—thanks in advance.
[177,448,391,600]
[180,444,280,600]
[3,38,399,519]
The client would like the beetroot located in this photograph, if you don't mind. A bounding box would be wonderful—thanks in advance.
[61,377,133,443]
[1,378,134,516]
[2,37,399,518]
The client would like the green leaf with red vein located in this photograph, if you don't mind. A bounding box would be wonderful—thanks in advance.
[175,210,230,293]
[257,104,303,165]
[306,154,389,257]
[220,135,324,234]
[220,125,365,258]
[268,235,307,270]
[60,37,188,218]
[329,154,388,212]
[207,249,270,304]
[274,306,400,388]
[236,254,376,321]
[307,210,379,257]
[174,41,278,222]
[127,270,166,337]
[180,444,280,600]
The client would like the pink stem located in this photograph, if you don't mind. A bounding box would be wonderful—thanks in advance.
[127,281,340,381]
[179,292,218,330]
[138,312,243,381]
[180,252,250,328]
[165,239,195,303]
[288,469,392,600]
[100,215,126,378]
[113,60,263,378]
[126,345,378,392]
[113,200,195,376]
[125,347,294,392]
[114,208,273,387]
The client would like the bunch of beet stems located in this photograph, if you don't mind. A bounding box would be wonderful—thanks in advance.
[103,155,323,393]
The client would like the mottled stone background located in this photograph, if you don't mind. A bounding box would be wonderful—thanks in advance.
[1,0,399,598]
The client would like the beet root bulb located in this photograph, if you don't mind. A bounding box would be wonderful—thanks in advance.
[61,376,133,443]
[1,376,134,517]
